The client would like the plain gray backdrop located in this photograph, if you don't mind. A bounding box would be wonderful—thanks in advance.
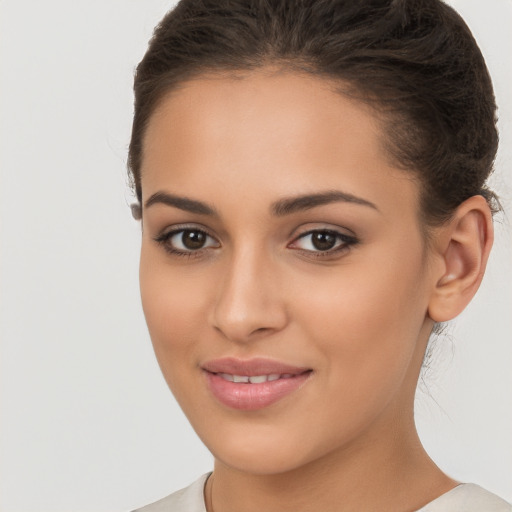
[1,1,511,510]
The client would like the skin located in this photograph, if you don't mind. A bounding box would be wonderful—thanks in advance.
[138,67,493,512]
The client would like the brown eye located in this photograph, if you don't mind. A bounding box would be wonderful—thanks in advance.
[290,229,357,255]
[311,231,337,251]
[156,228,220,254]
[181,230,207,250]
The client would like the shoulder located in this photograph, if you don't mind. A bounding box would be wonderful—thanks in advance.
[419,484,511,512]
[131,473,210,512]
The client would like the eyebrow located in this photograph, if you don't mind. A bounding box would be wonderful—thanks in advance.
[144,191,217,215]
[271,190,378,216]
[144,189,378,217]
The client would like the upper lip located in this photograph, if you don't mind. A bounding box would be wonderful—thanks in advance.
[202,357,311,376]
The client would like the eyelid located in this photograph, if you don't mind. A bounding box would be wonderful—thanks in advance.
[288,228,358,255]
[156,223,217,239]
[153,223,220,257]
[288,219,356,237]
[152,223,357,259]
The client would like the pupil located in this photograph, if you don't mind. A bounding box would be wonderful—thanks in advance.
[182,230,206,250]
[312,231,336,251]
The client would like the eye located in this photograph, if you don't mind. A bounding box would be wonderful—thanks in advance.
[289,229,357,255]
[155,227,220,255]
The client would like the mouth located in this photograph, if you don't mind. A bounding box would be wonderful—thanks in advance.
[215,373,297,383]
[202,358,313,410]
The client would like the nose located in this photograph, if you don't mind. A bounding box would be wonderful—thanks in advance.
[210,246,288,343]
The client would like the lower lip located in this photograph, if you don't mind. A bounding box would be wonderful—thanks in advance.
[204,371,312,410]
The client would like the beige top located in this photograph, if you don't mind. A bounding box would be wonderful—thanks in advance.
[133,473,512,512]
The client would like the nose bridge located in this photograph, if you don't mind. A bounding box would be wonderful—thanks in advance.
[211,241,286,342]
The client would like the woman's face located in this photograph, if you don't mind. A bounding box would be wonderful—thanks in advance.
[139,69,437,475]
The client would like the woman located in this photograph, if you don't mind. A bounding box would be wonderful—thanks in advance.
[129,0,511,510]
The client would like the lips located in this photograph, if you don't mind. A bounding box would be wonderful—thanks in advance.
[202,357,312,410]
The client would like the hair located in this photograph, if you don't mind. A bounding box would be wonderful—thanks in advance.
[128,0,499,227]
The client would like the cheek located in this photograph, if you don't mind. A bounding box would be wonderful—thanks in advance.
[291,244,429,388]
[139,250,208,383]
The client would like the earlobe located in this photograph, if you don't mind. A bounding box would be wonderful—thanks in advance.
[428,195,494,323]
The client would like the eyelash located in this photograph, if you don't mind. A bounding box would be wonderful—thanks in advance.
[153,227,358,260]
[289,229,358,258]
[154,226,218,259]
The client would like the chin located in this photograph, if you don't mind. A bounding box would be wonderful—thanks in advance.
[199,420,335,476]
[212,444,309,476]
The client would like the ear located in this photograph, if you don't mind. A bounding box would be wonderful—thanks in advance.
[428,195,494,323]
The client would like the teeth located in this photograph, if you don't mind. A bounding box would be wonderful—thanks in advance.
[248,375,267,384]
[217,373,287,383]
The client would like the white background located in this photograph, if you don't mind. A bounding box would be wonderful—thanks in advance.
[1,1,511,511]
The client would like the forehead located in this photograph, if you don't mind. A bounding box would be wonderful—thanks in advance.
[144,69,381,167]
[141,68,420,221]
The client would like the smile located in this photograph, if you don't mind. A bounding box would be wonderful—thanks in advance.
[217,373,294,383]
[202,358,312,410]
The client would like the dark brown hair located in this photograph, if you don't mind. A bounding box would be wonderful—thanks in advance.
[128,0,499,225]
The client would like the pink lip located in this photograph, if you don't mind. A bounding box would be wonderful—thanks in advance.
[202,357,312,411]
[202,357,310,376]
